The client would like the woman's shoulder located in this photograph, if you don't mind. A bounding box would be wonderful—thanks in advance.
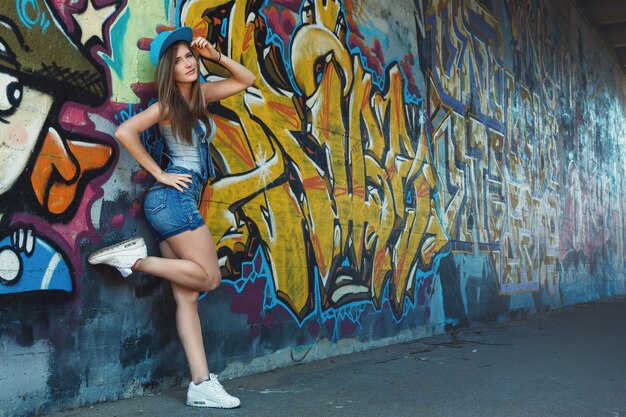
[145,101,162,111]
[140,101,165,120]
[147,101,171,125]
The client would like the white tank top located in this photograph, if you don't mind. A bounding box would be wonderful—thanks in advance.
[160,118,216,172]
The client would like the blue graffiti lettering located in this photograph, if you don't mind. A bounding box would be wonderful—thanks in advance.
[16,0,50,33]
[114,99,159,144]
[223,246,449,341]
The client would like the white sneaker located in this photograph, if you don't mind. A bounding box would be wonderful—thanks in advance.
[88,237,147,278]
[186,374,241,408]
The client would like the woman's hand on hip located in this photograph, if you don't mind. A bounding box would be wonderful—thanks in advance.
[191,37,220,61]
[155,171,193,192]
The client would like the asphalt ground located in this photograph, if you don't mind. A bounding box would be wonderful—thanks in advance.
[44,297,626,417]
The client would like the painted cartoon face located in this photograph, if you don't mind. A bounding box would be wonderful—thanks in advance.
[0,0,117,298]
[173,44,198,84]
[0,73,53,194]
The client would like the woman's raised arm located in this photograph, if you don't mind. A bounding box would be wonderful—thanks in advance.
[190,37,256,103]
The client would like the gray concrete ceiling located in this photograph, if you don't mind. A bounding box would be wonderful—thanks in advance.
[576,0,626,71]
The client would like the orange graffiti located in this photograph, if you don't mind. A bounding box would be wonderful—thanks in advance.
[31,128,113,215]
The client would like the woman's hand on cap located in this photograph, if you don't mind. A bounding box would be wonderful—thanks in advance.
[191,37,221,61]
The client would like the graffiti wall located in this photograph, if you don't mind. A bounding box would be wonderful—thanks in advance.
[1,0,625,415]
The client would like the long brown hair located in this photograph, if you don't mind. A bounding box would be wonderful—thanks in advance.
[155,41,212,144]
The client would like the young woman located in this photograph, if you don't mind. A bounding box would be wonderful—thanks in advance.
[88,26,255,409]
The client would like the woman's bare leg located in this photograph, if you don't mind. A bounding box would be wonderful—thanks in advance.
[133,226,221,292]
[130,226,220,379]
[158,239,210,382]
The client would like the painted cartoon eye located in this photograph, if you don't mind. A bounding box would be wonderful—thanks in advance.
[0,72,22,117]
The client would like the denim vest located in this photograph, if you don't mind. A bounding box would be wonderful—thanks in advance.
[143,119,216,181]
[193,119,216,180]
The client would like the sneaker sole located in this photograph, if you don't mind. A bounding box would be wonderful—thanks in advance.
[88,237,145,265]
[186,398,240,408]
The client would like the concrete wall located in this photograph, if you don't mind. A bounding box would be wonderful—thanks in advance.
[1,0,625,415]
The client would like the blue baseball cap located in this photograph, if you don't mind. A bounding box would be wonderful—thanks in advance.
[149,26,193,66]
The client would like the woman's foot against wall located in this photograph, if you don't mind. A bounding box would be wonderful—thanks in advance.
[88,237,147,277]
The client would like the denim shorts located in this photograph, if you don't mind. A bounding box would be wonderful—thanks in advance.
[144,166,206,243]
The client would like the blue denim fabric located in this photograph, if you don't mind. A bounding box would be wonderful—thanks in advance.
[143,166,206,243]
[142,120,216,242]
[195,121,216,180]
[143,120,215,181]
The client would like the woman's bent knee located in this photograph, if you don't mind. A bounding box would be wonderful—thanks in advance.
[201,271,221,292]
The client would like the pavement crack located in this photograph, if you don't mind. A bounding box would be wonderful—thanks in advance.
[373,357,399,364]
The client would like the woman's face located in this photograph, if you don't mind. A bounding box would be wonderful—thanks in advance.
[173,43,198,84]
